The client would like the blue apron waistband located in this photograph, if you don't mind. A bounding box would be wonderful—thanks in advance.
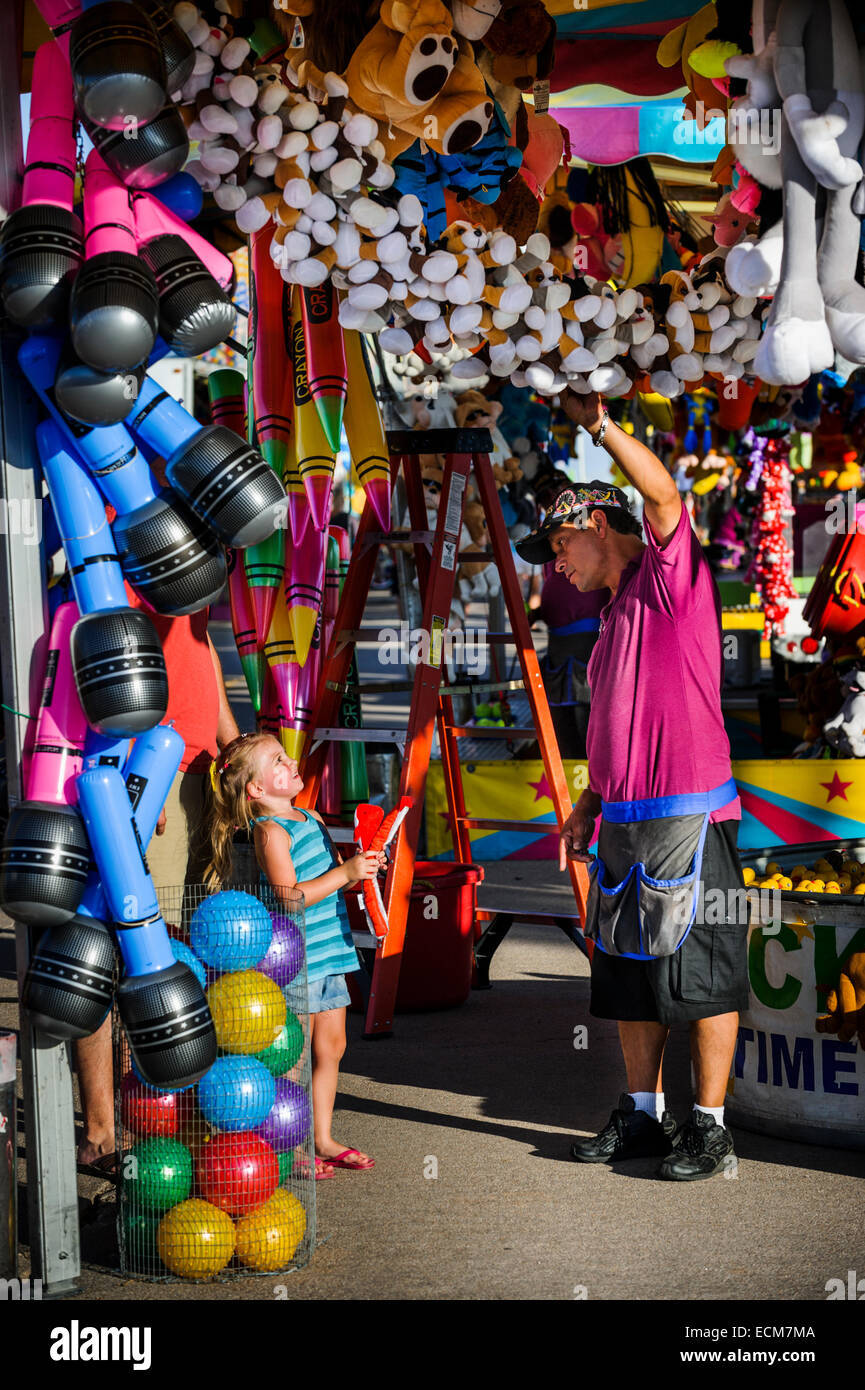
[600,777,738,823]
[549,618,601,637]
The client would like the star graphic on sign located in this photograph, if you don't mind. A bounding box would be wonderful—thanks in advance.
[437,810,452,832]
[820,772,853,803]
[528,774,553,803]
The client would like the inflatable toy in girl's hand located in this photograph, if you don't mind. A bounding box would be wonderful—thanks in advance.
[76,763,217,1087]
[0,42,82,329]
[197,1054,276,1133]
[123,376,288,549]
[0,602,90,929]
[190,891,274,974]
[71,151,159,374]
[69,0,166,131]
[353,796,413,942]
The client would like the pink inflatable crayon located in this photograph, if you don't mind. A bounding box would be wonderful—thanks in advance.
[26,601,88,806]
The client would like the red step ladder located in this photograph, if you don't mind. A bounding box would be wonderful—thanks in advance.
[297,427,590,1037]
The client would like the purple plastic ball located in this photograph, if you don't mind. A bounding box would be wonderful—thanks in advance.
[256,915,304,988]
[254,1078,311,1152]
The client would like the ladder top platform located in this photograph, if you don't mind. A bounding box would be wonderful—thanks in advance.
[386,427,494,455]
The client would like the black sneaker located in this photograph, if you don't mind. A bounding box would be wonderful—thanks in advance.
[657,1109,735,1181]
[570,1093,678,1164]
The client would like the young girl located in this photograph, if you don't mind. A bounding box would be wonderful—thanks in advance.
[206,732,384,1179]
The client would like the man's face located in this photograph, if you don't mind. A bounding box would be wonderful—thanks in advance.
[549,514,608,591]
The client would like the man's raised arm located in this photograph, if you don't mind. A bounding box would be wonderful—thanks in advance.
[563,390,682,546]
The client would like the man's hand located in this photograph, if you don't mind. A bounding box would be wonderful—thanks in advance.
[156,809,166,836]
[562,389,605,436]
[559,789,602,869]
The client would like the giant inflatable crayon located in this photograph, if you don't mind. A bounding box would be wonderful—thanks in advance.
[342,328,392,532]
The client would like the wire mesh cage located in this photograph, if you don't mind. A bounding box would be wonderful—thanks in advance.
[114,881,314,1282]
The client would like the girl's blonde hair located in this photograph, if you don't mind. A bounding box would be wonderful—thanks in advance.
[204,732,275,887]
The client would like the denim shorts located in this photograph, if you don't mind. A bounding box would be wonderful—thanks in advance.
[307,973,352,1013]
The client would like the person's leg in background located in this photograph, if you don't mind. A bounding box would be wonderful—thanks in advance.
[75,771,195,1169]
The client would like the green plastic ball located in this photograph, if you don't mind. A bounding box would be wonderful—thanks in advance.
[122,1207,164,1274]
[277,1150,295,1184]
[254,1011,304,1077]
[125,1137,193,1214]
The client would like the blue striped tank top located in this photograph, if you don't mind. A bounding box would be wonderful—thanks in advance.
[255,811,359,984]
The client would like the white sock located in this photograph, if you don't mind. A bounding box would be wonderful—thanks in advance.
[630,1091,665,1121]
[694,1103,725,1127]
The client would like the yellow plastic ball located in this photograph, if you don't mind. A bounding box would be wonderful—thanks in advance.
[235,1189,307,1272]
[207,970,287,1055]
[157,1199,235,1279]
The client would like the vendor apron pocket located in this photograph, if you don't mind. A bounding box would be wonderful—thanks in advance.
[584,779,738,961]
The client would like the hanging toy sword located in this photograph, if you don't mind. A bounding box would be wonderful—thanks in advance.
[353,797,413,942]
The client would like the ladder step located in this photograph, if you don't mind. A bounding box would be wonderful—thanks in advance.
[387,427,493,454]
[449,726,537,738]
[313,728,406,743]
[328,677,525,698]
[457,818,560,834]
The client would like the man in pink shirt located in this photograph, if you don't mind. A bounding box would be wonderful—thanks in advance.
[516,391,748,1181]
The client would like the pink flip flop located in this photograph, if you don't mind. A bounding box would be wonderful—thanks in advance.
[296,1156,337,1180]
[321,1148,375,1171]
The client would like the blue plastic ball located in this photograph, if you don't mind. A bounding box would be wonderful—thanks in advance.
[197,1056,276,1133]
[170,938,206,990]
[152,172,204,222]
[190,891,273,973]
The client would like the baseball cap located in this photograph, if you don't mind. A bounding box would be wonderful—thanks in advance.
[514,481,632,566]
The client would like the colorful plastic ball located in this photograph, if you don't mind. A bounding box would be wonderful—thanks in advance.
[234,1189,307,1272]
[121,1071,180,1138]
[157,1198,235,1279]
[122,1207,163,1274]
[254,1012,304,1077]
[256,915,304,987]
[197,1055,276,1133]
[277,1151,295,1184]
[190,891,273,972]
[170,938,206,990]
[254,1078,311,1152]
[207,969,286,1055]
[198,1133,280,1217]
[125,1137,192,1213]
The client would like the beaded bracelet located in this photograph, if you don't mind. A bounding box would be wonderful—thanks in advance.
[592,409,610,448]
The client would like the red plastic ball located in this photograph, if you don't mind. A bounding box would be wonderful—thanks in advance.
[197,1133,280,1217]
[120,1071,180,1139]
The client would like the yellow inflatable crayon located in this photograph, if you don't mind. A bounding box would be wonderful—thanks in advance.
[342,327,392,531]
[290,287,335,532]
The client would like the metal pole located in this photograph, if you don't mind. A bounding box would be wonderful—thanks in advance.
[0,1,81,1295]
[0,1031,15,1279]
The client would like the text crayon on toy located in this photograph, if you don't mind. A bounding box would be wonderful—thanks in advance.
[227,549,266,713]
[342,327,391,532]
[279,282,310,544]
[290,289,335,531]
[262,601,299,724]
[250,226,293,477]
[243,528,285,649]
[285,524,326,668]
[300,282,346,453]
[208,368,246,437]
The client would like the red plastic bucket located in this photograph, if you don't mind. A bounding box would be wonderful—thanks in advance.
[346,861,484,1012]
